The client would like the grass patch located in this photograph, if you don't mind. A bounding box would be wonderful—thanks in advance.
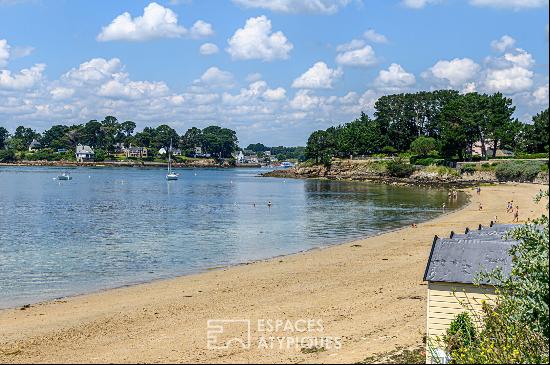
[424,165,460,177]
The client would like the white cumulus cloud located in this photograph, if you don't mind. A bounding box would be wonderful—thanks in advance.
[374,63,416,91]
[199,43,219,55]
[469,0,548,9]
[190,20,214,38]
[491,35,516,52]
[532,83,549,104]
[292,61,342,89]
[0,39,10,67]
[50,87,75,100]
[226,16,293,61]
[336,44,377,67]
[504,48,535,68]
[64,58,123,84]
[231,0,352,14]
[97,2,212,42]
[364,29,388,44]
[402,0,440,9]
[194,67,235,89]
[0,63,45,90]
[428,58,480,87]
[485,66,534,93]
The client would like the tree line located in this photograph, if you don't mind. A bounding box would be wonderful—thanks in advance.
[305,90,549,164]
[245,143,306,161]
[0,116,239,160]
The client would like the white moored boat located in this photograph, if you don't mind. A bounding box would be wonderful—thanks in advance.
[166,139,179,181]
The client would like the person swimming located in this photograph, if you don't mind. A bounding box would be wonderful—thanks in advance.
[267,201,272,208]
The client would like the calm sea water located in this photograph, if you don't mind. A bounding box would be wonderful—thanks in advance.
[0,166,465,308]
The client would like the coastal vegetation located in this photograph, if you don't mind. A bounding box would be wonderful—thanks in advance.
[304,90,549,165]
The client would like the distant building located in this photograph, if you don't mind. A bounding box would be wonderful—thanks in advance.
[125,146,148,159]
[172,148,182,156]
[57,148,68,153]
[76,144,95,162]
[158,147,167,155]
[472,140,514,158]
[28,139,41,151]
[424,224,519,364]
[236,151,245,163]
[113,143,125,153]
[194,146,202,155]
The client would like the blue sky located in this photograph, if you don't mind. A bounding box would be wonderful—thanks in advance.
[0,0,548,146]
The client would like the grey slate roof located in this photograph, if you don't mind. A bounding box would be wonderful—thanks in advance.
[423,224,520,285]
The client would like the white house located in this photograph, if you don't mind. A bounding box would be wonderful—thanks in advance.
[28,139,41,151]
[236,151,245,163]
[76,144,95,162]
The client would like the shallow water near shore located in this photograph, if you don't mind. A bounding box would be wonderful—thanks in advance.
[0,166,466,308]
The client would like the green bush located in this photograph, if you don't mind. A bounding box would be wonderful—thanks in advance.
[445,312,478,354]
[425,165,460,177]
[387,157,415,178]
[381,146,398,155]
[515,152,549,159]
[411,136,438,156]
[460,164,477,174]
[480,163,495,171]
[94,149,108,162]
[495,161,546,182]
[410,154,440,165]
[414,157,446,166]
[0,149,16,162]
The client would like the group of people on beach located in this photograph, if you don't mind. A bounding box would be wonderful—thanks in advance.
[447,190,459,200]
[507,200,520,223]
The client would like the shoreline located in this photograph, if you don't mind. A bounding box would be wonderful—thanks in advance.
[0,183,546,364]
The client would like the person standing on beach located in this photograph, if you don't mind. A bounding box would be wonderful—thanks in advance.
[476,187,481,195]
[513,206,519,222]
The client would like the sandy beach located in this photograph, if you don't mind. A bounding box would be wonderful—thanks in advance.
[0,183,546,364]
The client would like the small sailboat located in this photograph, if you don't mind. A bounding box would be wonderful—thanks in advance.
[166,139,179,181]
[57,172,72,181]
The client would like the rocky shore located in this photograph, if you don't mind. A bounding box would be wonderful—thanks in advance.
[263,159,549,187]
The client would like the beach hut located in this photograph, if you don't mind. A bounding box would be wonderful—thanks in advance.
[423,224,519,364]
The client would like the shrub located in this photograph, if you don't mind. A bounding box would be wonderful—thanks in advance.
[411,136,438,156]
[0,149,16,162]
[387,157,415,178]
[515,152,549,159]
[460,164,477,174]
[445,312,477,354]
[495,161,545,182]
[410,155,442,165]
[381,146,398,155]
[425,165,460,177]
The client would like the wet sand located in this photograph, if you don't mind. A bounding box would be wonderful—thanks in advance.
[0,183,546,364]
